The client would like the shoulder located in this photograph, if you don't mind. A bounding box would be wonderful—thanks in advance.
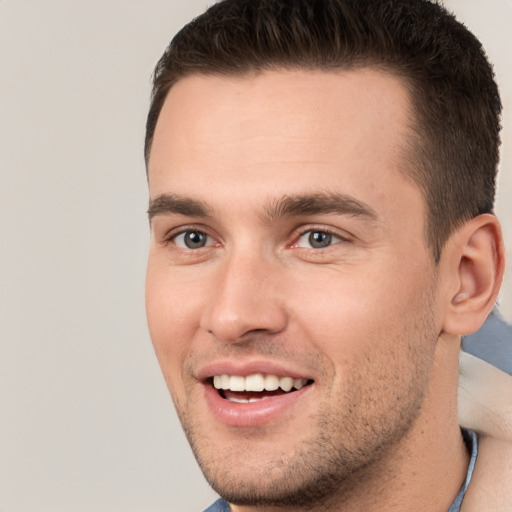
[461,435,512,511]
[458,351,512,511]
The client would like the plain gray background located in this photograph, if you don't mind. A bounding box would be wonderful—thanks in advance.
[0,1,510,511]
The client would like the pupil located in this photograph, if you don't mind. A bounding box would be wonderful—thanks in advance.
[309,231,331,248]
[185,231,206,249]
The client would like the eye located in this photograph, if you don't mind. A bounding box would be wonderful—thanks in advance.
[173,230,213,249]
[295,230,343,249]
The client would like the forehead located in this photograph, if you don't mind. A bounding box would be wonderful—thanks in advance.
[148,69,421,223]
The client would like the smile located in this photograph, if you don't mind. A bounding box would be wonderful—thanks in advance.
[212,373,312,404]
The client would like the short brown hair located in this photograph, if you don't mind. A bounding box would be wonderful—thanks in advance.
[145,0,502,261]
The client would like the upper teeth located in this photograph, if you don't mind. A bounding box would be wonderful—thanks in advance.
[213,374,307,392]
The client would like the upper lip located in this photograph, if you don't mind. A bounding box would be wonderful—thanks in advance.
[196,360,314,382]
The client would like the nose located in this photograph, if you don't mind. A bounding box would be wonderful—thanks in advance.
[199,251,288,343]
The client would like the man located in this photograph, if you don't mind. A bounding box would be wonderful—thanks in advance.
[144,0,512,510]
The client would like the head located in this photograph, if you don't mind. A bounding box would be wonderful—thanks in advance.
[144,1,505,510]
[145,0,502,262]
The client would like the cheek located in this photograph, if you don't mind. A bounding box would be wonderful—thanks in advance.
[145,265,201,393]
[287,263,433,362]
[146,259,202,334]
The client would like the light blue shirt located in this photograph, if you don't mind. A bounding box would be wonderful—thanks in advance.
[447,429,479,512]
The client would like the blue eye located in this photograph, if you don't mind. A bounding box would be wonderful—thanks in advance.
[174,230,211,249]
[296,230,342,249]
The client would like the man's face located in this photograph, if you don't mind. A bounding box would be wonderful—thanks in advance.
[146,69,443,508]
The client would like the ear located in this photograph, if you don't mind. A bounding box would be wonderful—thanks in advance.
[441,214,506,336]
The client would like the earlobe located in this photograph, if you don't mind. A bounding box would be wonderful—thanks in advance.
[442,214,505,336]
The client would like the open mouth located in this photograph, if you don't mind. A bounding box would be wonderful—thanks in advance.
[211,373,314,404]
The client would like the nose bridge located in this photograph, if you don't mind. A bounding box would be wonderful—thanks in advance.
[200,244,287,343]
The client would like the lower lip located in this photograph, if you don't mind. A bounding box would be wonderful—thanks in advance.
[203,383,312,427]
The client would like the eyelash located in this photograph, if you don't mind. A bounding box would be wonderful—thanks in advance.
[292,226,350,250]
[161,225,350,252]
[162,226,216,249]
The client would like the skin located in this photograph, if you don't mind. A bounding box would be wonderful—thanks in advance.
[146,69,472,511]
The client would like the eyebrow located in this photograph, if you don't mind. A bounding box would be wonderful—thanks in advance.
[147,191,378,224]
[147,194,213,221]
[262,193,378,223]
